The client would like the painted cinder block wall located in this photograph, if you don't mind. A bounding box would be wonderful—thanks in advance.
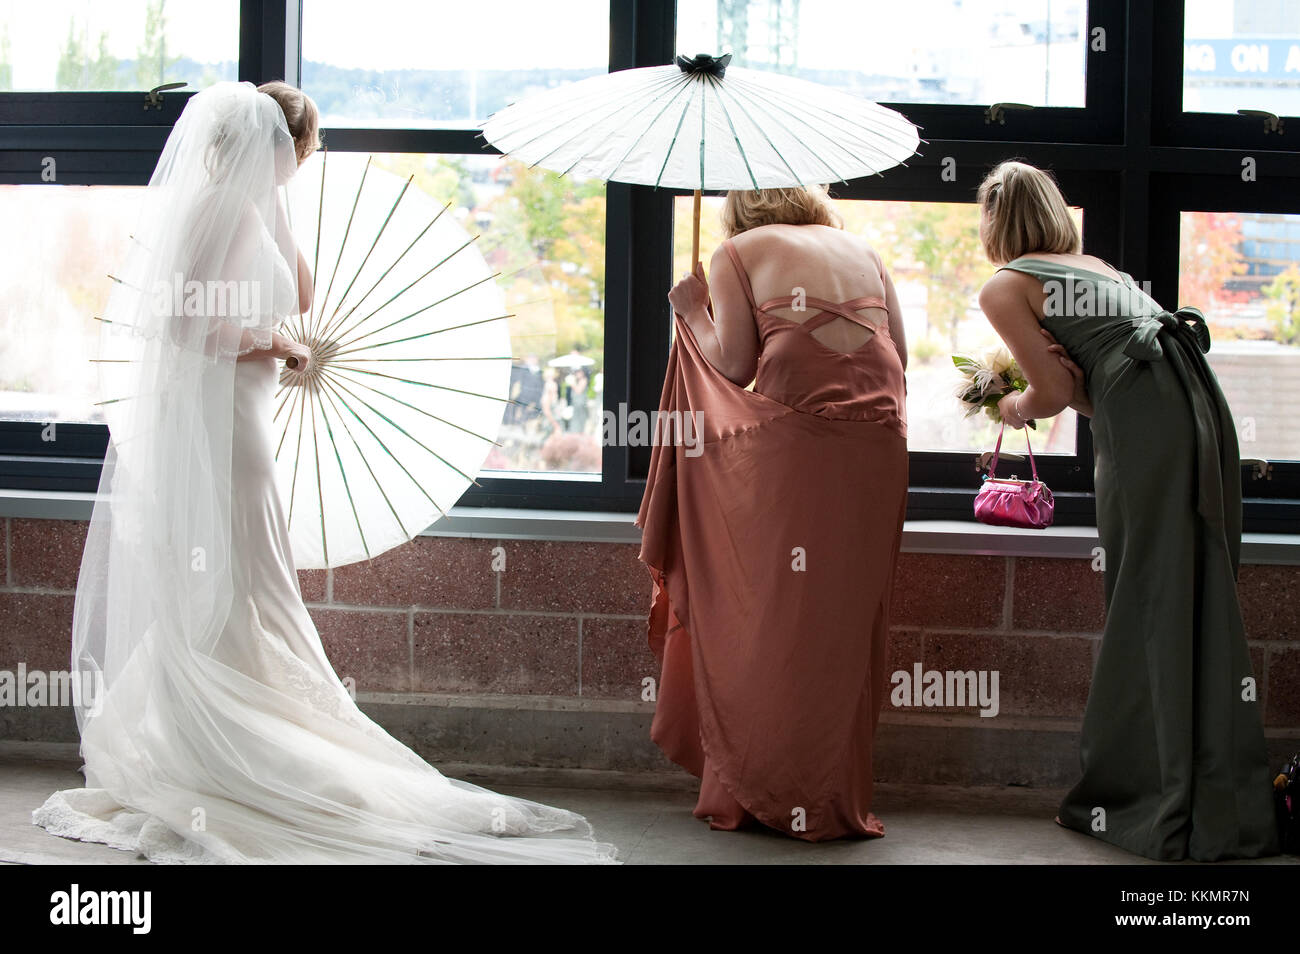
[2,516,1297,775]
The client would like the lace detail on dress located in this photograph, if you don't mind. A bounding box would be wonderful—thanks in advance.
[32,789,229,864]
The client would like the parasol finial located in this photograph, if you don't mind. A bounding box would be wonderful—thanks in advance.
[675,52,732,78]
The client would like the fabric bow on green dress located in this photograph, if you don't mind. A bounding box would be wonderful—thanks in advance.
[1123,305,1210,362]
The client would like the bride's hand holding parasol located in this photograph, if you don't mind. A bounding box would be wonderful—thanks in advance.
[233,329,312,376]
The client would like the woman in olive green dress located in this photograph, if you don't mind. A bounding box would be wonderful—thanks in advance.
[973,160,1279,861]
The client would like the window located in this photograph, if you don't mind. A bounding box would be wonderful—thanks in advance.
[2,0,1296,531]
[1182,0,1300,117]
[0,184,140,423]
[307,152,608,478]
[1155,0,1299,150]
[1181,209,1300,463]
[0,0,238,92]
[300,0,609,128]
[676,0,1089,108]
[296,0,617,504]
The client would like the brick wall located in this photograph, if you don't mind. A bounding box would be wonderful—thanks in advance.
[2,516,1297,749]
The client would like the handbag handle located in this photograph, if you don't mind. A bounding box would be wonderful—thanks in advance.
[986,420,1040,482]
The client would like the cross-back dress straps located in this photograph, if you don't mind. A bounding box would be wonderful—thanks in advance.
[720,238,889,334]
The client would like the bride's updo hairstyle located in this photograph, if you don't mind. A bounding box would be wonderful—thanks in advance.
[721,184,843,238]
[258,80,321,164]
[977,160,1081,266]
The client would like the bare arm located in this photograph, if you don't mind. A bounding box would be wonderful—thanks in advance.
[274,190,314,315]
[977,271,1077,428]
[1042,327,1094,418]
[876,250,906,371]
[669,249,760,386]
[296,247,313,315]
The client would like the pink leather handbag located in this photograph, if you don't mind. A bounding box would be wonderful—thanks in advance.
[974,424,1055,529]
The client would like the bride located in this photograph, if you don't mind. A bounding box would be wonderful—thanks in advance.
[32,81,617,864]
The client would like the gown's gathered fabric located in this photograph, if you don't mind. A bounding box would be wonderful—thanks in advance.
[32,81,616,864]
[636,237,909,841]
[999,257,1279,861]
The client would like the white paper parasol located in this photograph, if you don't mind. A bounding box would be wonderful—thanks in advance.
[277,152,512,569]
[481,53,922,262]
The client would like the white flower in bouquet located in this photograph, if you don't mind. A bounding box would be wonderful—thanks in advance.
[952,346,1036,429]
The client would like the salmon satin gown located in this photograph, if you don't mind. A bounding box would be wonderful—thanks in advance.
[636,237,909,841]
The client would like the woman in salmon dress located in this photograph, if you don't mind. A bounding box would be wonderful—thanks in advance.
[636,186,909,841]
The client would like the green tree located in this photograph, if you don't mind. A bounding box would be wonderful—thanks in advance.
[0,26,13,90]
[56,20,118,91]
[488,160,605,357]
[901,203,989,352]
[136,0,180,89]
[1178,211,1247,310]
[1263,264,1300,346]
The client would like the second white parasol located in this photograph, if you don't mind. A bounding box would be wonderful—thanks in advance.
[277,152,514,569]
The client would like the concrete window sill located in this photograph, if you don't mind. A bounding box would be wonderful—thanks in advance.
[2,488,1298,564]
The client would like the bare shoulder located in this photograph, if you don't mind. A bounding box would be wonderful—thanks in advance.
[851,232,885,271]
[708,241,734,276]
[728,223,791,253]
[979,267,1040,311]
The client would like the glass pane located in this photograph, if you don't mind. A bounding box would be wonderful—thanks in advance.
[675,0,1088,107]
[1183,0,1300,116]
[673,195,1078,456]
[0,0,238,92]
[0,185,139,423]
[301,0,609,128]
[2,158,606,480]
[320,154,607,479]
[1180,210,1300,461]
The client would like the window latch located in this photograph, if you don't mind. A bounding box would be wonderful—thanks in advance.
[985,102,1034,125]
[976,449,1024,472]
[1242,458,1273,481]
[144,82,188,110]
[1237,109,1284,135]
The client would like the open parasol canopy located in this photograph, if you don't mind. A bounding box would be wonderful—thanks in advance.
[275,152,513,569]
[481,53,922,263]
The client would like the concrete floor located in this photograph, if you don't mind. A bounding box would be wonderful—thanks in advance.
[2,745,1295,865]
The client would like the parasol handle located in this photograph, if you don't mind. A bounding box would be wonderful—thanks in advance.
[691,189,701,268]
[285,356,300,369]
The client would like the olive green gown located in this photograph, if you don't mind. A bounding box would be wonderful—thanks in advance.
[999,257,1279,861]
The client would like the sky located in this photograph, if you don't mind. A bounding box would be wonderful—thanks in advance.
[0,0,1248,91]
[4,0,1101,86]
[2,0,239,87]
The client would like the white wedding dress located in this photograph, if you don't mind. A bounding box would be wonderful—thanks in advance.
[33,82,617,865]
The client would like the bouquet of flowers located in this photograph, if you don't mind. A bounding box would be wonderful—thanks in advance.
[952,346,1036,429]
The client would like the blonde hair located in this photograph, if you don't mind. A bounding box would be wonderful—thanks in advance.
[721,185,843,238]
[258,81,321,163]
[976,161,1081,265]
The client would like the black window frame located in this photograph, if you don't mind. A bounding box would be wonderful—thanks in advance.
[0,0,1296,533]
[1152,0,1300,151]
